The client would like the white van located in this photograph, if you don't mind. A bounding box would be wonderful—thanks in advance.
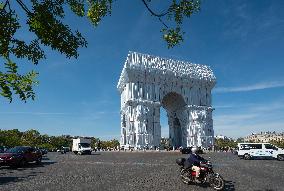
[72,138,92,155]
[237,143,284,160]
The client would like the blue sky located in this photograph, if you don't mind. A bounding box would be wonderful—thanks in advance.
[1,0,284,139]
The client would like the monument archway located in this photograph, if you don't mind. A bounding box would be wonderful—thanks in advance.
[118,52,216,149]
[161,92,187,148]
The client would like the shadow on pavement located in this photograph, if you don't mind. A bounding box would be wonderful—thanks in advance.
[0,177,21,185]
[41,156,50,160]
[223,180,235,191]
[0,160,55,170]
[191,179,235,191]
[0,160,56,185]
[91,153,101,155]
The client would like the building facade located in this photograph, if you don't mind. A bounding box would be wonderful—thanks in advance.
[117,52,216,149]
[244,132,284,143]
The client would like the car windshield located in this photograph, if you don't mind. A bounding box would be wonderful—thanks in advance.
[5,147,27,153]
[79,143,90,148]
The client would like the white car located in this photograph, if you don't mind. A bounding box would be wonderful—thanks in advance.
[237,143,284,161]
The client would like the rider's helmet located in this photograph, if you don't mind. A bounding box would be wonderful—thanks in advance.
[191,146,198,154]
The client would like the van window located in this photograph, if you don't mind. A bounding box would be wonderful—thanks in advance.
[239,144,262,150]
[239,144,250,150]
[264,144,278,150]
[249,144,262,149]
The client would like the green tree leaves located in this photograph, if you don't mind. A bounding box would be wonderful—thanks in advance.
[11,39,45,64]
[28,2,87,58]
[67,0,85,17]
[87,0,112,26]
[0,0,200,102]
[21,129,41,146]
[98,139,119,149]
[0,129,121,151]
[162,27,184,48]
[142,0,200,48]
[0,129,23,147]
[0,5,20,58]
[0,58,38,102]
[214,138,238,150]
[0,0,87,102]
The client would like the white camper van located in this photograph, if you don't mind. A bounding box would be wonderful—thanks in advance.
[72,138,92,155]
[237,143,284,161]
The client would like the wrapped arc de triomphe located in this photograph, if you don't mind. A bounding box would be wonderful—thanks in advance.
[117,52,216,150]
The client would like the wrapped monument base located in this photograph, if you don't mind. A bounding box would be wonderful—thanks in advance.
[117,52,216,149]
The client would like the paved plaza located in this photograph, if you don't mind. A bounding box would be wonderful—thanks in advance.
[0,151,283,191]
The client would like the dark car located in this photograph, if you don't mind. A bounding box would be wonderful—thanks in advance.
[0,146,8,153]
[38,148,48,155]
[180,147,204,154]
[180,147,192,154]
[0,146,42,167]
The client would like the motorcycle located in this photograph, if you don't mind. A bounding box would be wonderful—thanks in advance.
[176,158,224,190]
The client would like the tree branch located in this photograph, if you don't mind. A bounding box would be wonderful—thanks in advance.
[15,0,33,15]
[159,17,168,28]
[3,0,11,13]
[141,0,169,17]
[141,0,169,28]
[3,0,9,10]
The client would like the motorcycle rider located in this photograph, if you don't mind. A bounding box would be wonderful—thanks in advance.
[185,146,206,182]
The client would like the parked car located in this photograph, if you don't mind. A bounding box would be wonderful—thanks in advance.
[0,146,42,167]
[0,146,8,153]
[0,146,4,153]
[57,146,70,154]
[39,148,48,155]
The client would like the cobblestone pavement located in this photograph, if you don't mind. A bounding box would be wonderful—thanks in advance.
[0,151,283,191]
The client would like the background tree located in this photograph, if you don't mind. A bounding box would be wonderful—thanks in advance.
[214,138,238,151]
[160,137,170,150]
[49,136,72,149]
[91,137,100,149]
[236,137,244,143]
[99,139,119,149]
[21,129,41,146]
[0,0,201,102]
[0,129,23,147]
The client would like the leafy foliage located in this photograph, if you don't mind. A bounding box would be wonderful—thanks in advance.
[0,129,23,147]
[214,138,238,150]
[142,0,200,48]
[0,0,200,102]
[0,129,120,151]
[91,138,119,150]
[87,0,112,26]
[99,139,119,149]
[0,58,38,102]
[27,2,87,58]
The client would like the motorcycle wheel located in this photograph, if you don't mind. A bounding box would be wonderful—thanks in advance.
[277,155,284,161]
[210,175,224,190]
[180,168,191,184]
[244,154,251,160]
